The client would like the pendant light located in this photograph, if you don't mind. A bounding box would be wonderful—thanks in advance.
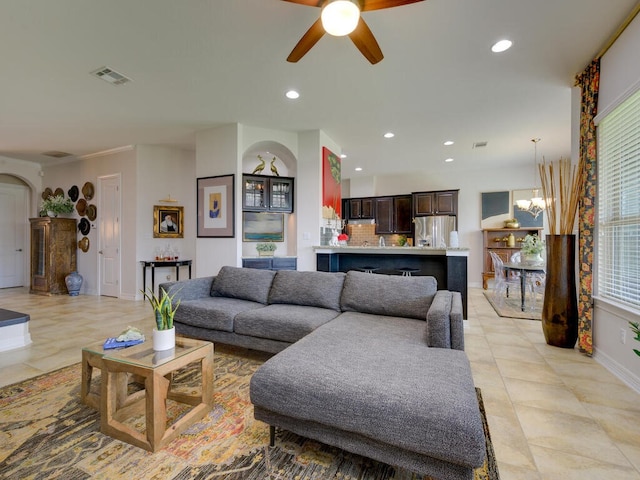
[516,138,545,219]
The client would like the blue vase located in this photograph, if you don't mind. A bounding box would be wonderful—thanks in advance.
[65,271,83,296]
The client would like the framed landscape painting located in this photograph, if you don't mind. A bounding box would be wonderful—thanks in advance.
[242,212,284,242]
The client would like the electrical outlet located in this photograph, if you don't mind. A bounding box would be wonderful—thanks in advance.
[620,328,627,344]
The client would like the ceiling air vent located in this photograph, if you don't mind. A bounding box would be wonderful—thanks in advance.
[472,141,488,149]
[42,151,73,158]
[91,66,132,86]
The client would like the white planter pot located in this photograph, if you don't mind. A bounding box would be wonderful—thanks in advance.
[152,327,175,351]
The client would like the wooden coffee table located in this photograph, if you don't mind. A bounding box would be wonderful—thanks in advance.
[100,337,214,452]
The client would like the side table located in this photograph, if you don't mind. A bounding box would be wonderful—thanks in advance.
[141,259,192,297]
[101,337,214,452]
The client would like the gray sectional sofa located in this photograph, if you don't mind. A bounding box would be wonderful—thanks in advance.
[160,266,485,480]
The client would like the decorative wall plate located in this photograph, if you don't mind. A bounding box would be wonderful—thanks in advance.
[41,187,53,200]
[54,187,64,197]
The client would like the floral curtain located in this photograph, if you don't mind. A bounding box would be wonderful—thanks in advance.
[574,59,600,356]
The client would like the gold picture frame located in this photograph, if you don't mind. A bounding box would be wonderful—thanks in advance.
[153,205,184,238]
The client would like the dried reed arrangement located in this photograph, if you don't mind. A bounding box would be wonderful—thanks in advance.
[538,158,586,234]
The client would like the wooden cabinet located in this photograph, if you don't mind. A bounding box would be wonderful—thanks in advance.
[242,175,294,213]
[345,197,375,219]
[375,195,412,234]
[413,190,458,216]
[482,227,543,289]
[242,257,297,271]
[29,217,77,295]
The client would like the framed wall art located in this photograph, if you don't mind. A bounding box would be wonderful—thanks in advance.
[197,174,235,238]
[480,191,511,229]
[242,212,284,242]
[153,205,184,238]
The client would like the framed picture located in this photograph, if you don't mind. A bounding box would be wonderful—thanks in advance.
[153,205,184,238]
[197,174,235,237]
[480,191,511,229]
[242,212,284,241]
[512,189,544,227]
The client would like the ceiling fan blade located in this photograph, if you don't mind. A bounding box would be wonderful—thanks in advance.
[349,17,383,64]
[281,0,323,6]
[287,18,326,62]
[361,0,424,12]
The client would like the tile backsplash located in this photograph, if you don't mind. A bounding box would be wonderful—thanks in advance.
[346,224,412,247]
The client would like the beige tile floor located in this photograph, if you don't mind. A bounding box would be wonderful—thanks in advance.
[1,286,639,479]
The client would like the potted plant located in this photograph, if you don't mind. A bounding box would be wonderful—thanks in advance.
[142,287,181,351]
[40,194,74,217]
[521,234,545,264]
[256,242,277,256]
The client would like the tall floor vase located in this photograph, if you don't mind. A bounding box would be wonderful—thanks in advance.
[542,234,578,348]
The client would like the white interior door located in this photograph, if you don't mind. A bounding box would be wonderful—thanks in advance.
[99,175,121,297]
[0,184,28,288]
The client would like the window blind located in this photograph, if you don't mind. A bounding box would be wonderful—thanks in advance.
[597,87,640,310]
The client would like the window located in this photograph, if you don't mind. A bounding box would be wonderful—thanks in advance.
[597,87,640,310]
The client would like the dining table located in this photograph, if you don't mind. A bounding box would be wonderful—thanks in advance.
[502,262,546,311]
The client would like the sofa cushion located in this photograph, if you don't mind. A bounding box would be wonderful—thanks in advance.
[211,266,276,305]
[235,304,341,343]
[174,297,265,332]
[340,271,437,320]
[268,270,346,311]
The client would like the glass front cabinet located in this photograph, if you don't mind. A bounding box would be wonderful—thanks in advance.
[29,217,77,295]
[242,174,294,213]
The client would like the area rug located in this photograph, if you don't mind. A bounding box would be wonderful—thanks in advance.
[0,346,499,480]
[483,290,541,321]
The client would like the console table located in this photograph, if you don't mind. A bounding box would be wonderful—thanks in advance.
[141,260,192,296]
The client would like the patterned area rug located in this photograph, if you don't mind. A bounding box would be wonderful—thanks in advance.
[483,290,541,320]
[0,345,499,480]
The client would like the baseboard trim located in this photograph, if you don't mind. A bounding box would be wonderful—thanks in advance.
[593,348,640,394]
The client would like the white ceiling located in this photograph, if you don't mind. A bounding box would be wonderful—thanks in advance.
[0,0,637,179]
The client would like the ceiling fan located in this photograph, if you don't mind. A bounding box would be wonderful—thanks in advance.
[283,0,424,64]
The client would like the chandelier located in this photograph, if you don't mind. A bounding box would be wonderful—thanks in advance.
[516,138,545,219]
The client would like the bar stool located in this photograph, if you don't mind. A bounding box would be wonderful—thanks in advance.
[397,267,420,277]
[356,266,380,274]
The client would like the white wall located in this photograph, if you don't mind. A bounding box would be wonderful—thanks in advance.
[136,145,196,297]
[195,124,242,277]
[41,147,139,297]
[591,11,640,390]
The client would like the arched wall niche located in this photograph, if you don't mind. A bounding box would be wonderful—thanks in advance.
[241,141,298,259]
[242,141,297,177]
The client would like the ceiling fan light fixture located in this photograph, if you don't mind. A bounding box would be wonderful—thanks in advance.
[321,0,360,37]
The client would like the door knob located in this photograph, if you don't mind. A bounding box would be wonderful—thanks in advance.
[98,250,103,254]
[16,248,22,252]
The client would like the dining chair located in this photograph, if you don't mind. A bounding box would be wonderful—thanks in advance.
[490,252,520,306]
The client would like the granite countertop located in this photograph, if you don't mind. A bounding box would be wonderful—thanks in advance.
[313,246,469,256]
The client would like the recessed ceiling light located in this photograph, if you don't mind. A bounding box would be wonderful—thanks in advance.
[285,90,300,99]
[443,140,454,146]
[383,132,394,139]
[340,154,347,159]
[491,39,512,53]
[445,158,454,163]
[355,167,363,171]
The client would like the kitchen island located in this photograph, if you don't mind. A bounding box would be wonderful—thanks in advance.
[314,246,468,318]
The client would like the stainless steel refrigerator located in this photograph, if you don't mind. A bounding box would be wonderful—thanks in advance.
[414,216,457,248]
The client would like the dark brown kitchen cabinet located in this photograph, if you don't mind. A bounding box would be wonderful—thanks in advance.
[413,190,458,216]
[29,217,77,295]
[375,195,412,234]
[242,174,294,213]
[346,197,374,219]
